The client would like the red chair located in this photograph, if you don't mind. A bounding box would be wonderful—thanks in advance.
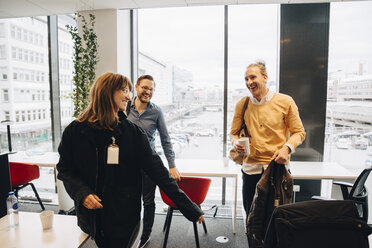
[9,162,45,211]
[160,176,211,248]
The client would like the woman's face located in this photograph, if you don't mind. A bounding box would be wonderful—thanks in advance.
[113,85,132,111]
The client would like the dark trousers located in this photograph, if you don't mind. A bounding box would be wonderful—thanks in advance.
[242,170,263,220]
[94,230,130,248]
[242,170,263,248]
[141,172,156,239]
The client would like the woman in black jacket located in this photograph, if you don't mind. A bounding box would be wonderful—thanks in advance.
[57,72,203,247]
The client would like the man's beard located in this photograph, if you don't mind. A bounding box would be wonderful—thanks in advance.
[138,94,151,103]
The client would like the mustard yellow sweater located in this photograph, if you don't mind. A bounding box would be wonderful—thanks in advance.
[230,93,306,165]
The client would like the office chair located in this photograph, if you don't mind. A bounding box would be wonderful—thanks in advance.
[9,162,45,211]
[263,200,372,248]
[312,166,372,222]
[160,176,211,248]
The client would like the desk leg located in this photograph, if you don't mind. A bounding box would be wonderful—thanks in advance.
[321,179,333,198]
[232,175,238,234]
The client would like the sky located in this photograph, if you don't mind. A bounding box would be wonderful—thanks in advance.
[138,2,372,88]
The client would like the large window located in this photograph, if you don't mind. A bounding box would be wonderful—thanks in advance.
[0,17,52,153]
[0,17,54,201]
[325,1,372,174]
[57,15,75,131]
[228,4,279,151]
[138,5,279,212]
[138,6,224,160]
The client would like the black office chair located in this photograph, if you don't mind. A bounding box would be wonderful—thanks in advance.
[263,200,372,248]
[312,166,372,222]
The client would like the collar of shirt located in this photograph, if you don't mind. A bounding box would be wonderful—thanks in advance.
[249,89,274,105]
[130,97,154,113]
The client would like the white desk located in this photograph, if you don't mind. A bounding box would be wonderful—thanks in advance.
[8,153,357,234]
[175,158,241,234]
[290,161,358,199]
[0,212,88,248]
[175,159,358,234]
[290,161,357,180]
[8,152,74,212]
[9,152,59,168]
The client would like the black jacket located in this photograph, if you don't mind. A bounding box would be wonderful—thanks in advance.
[247,161,293,248]
[56,119,203,238]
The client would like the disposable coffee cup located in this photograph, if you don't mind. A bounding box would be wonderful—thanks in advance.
[237,137,250,155]
[40,210,54,230]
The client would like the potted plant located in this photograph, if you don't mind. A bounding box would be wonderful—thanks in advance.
[66,13,99,117]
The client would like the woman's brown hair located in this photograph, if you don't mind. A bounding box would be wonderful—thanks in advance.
[76,72,133,130]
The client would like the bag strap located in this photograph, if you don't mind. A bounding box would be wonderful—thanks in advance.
[239,97,250,137]
[126,100,132,115]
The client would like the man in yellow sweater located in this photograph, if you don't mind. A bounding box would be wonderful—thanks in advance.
[230,61,306,223]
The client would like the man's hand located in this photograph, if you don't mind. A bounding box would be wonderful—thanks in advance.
[271,146,290,164]
[197,215,204,224]
[234,143,246,154]
[169,168,181,181]
[83,194,103,209]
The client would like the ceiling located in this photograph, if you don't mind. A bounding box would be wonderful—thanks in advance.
[0,0,366,19]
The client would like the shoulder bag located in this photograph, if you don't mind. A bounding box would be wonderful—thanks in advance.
[228,97,249,165]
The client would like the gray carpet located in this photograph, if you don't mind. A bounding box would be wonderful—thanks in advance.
[80,214,247,248]
[141,213,247,248]
[18,201,59,213]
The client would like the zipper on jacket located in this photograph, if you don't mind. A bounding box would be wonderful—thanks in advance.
[92,148,99,238]
[101,145,108,199]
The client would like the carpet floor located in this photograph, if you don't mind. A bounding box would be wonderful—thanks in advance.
[138,213,247,248]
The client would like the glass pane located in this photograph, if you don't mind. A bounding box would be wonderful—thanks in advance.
[325,1,372,174]
[58,15,75,131]
[228,4,279,151]
[138,6,224,160]
[0,17,52,153]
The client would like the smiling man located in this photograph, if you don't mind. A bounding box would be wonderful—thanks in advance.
[127,75,181,248]
[230,61,306,246]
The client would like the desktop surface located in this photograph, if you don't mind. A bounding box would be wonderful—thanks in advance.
[0,211,88,248]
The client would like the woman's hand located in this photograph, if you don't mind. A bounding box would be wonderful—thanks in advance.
[83,194,103,209]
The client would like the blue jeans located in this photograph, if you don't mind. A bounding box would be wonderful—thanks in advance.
[141,172,156,239]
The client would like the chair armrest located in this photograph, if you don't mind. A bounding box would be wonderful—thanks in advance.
[333,181,353,187]
[311,196,334,201]
[333,181,353,200]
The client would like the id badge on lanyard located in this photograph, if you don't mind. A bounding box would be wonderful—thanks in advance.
[107,137,119,165]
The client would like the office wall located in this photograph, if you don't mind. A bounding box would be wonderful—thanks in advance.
[79,9,132,79]
[280,3,329,162]
[280,3,330,201]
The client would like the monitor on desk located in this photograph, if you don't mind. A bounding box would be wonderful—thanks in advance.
[0,153,11,218]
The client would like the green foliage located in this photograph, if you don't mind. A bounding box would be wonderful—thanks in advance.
[66,13,99,117]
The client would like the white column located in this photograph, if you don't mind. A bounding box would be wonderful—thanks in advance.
[79,9,133,79]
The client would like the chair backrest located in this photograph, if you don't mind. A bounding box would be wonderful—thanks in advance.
[9,162,40,187]
[264,200,372,248]
[350,166,372,200]
[160,176,211,208]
